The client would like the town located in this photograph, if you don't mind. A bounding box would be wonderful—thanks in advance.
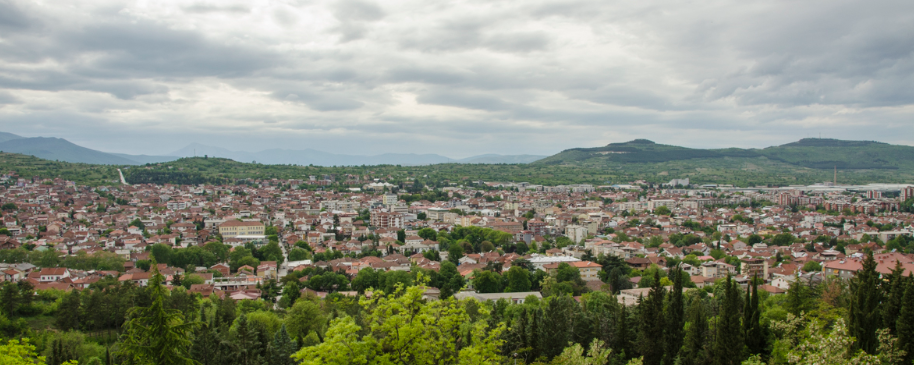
[2,172,912,300]
[2,172,914,364]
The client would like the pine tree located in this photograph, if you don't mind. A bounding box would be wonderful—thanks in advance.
[119,262,197,365]
[271,324,298,365]
[664,267,685,365]
[849,251,882,354]
[743,276,764,355]
[680,297,708,365]
[191,308,220,365]
[896,276,914,365]
[713,275,743,365]
[639,270,666,365]
[232,313,262,365]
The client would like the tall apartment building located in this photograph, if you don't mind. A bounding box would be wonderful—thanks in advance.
[902,186,914,201]
[370,212,403,229]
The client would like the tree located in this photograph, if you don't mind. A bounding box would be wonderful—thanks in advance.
[712,275,743,365]
[664,267,684,365]
[743,277,764,355]
[289,248,310,261]
[447,244,464,265]
[231,314,262,365]
[472,270,502,293]
[679,297,708,365]
[639,270,665,365]
[285,300,326,341]
[504,265,532,292]
[802,261,822,272]
[293,281,505,364]
[437,261,464,300]
[56,290,82,332]
[554,338,614,365]
[190,308,222,365]
[270,324,298,365]
[896,277,914,365]
[1,339,75,365]
[849,251,882,354]
[119,264,196,365]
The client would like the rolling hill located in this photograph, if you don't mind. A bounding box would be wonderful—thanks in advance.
[535,138,914,171]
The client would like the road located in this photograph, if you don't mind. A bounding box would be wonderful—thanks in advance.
[117,169,127,184]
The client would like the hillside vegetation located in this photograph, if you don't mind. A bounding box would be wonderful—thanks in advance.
[1,137,913,187]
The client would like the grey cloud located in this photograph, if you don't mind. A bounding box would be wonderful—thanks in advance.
[385,66,470,84]
[183,3,250,13]
[332,0,385,41]
[416,90,510,111]
[271,90,364,111]
[0,0,32,30]
[0,90,19,104]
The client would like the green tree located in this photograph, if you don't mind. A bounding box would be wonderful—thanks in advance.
[504,265,532,292]
[56,290,82,331]
[896,277,914,365]
[270,324,298,365]
[679,297,708,365]
[744,277,764,355]
[802,261,822,272]
[849,251,882,354]
[437,261,464,300]
[285,300,326,341]
[472,270,502,293]
[231,314,262,365]
[712,275,743,365]
[639,270,665,365]
[447,244,464,265]
[119,264,196,365]
[664,267,684,365]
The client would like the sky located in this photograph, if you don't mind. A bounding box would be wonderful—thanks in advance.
[0,0,912,159]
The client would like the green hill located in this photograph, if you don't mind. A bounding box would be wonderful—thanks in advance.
[0,137,912,187]
[536,138,914,171]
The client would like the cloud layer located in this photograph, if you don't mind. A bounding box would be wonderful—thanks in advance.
[0,0,911,157]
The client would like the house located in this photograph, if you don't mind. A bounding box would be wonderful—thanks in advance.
[38,267,70,282]
[453,291,543,304]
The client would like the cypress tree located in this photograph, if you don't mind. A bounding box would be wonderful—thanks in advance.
[743,276,764,355]
[664,267,685,365]
[713,275,743,365]
[680,297,708,365]
[882,261,905,335]
[849,251,882,354]
[639,270,666,365]
[896,276,914,365]
[617,303,632,359]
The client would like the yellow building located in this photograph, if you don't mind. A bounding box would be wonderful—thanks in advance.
[218,221,265,238]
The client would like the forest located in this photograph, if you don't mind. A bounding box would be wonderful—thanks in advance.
[2,251,914,365]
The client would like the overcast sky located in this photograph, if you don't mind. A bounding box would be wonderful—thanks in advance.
[0,0,912,158]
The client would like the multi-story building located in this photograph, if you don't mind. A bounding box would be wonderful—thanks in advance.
[565,224,587,243]
[370,212,403,229]
[218,221,266,238]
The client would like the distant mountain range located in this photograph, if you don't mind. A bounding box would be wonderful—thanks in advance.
[0,132,546,166]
